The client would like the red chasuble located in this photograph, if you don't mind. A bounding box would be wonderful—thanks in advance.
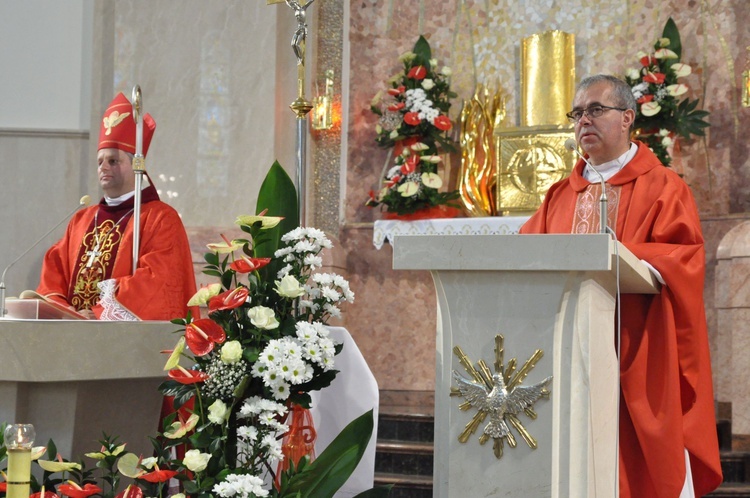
[38,184,197,321]
[521,141,722,497]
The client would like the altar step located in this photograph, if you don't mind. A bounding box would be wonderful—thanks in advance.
[374,400,750,497]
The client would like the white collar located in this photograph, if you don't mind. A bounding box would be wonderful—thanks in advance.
[583,142,638,183]
[104,177,151,206]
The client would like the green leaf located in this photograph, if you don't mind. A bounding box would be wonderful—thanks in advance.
[662,17,682,61]
[255,161,300,281]
[280,410,374,498]
[412,35,432,68]
[352,486,394,498]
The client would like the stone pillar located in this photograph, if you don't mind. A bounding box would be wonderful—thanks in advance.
[715,221,750,441]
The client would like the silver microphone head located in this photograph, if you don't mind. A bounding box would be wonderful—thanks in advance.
[79,195,91,207]
[564,138,577,152]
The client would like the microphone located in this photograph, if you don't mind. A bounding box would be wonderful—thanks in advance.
[0,195,91,318]
[564,138,608,234]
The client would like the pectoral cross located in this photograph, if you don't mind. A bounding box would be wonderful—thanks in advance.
[85,241,102,268]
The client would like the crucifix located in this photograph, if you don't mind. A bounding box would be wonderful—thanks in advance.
[267,0,318,225]
[85,239,103,268]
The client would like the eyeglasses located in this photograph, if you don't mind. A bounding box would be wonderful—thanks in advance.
[566,105,627,123]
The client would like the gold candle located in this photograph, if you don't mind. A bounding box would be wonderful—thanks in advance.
[4,424,35,498]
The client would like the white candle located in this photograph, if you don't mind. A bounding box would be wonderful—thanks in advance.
[4,424,34,498]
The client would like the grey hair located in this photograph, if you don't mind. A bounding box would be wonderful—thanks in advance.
[576,74,637,113]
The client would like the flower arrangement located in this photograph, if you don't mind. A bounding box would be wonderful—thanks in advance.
[367,35,460,217]
[0,163,388,498]
[624,17,710,166]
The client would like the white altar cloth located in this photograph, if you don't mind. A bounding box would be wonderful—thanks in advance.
[310,327,379,497]
[372,216,528,249]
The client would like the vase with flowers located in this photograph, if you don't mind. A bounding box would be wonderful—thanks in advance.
[366,35,461,218]
[0,163,389,498]
[624,17,710,167]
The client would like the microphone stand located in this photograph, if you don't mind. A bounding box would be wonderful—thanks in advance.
[0,196,90,317]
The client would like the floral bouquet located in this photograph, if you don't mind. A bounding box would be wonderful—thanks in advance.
[367,35,460,217]
[624,17,710,166]
[0,163,389,498]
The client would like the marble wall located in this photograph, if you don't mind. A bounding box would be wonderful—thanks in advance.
[338,0,750,404]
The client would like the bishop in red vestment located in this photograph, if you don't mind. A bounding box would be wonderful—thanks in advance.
[521,75,722,497]
[37,93,197,321]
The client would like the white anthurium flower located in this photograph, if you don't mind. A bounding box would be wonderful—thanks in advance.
[641,101,662,117]
[275,274,306,298]
[671,63,692,78]
[636,50,648,60]
[666,84,688,97]
[371,90,383,107]
[420,155,442,163]
[410,142,430,151]
[235,214,283,229]
[206,240,241,254]
[183,449,211,473]
[248,306,280,330]
[398,182,419,197]
[375,123,383,134]
[626,68,641,80]
[658,37,671,47]
[389,130,399,139]
[378,187,388,200]
[421,172,443,189]
[398,51,416,63]
[163,336,186,370]
[654,48,678,59]
[187,283,222,307]
[37,459,82,472]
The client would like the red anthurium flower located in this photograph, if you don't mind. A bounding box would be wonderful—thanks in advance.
[208,287,250,312]
[229,257,271,274]
[637,94,654,104]
[433,115,452,131]
[58,483,103,498]
[185,318,226,356]
[387,85,406,96]
[407,65,428,80]
[30,491,59,498]
[168,365,209,385]
[387,102,405,112]
[404,112,421,126]
[138,465,178,483]
[0,482,6,493]
[400,155,420,175]
[639,54,657,67]
[643,72,666,84]
[115,485,144,498]
[385,175,401,188]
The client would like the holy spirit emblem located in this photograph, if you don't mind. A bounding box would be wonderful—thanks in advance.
[450,335,552,459]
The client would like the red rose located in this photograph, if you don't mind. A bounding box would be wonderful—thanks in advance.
[407,65,428,80]
[387,102,405,112]
[637,94,654,104]
[404,112,421,126]
[433,115,452,131]
[643,72,666,84]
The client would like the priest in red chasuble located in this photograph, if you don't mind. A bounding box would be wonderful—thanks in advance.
[521,75,722,497]
[37,93,196,321]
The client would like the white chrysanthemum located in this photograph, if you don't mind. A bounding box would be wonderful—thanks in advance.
[312,273,334,286]
[263,435,284,460]
[237,425,258,442]
[321,286,342,302]
[276,263,293,279]
[304,254,323,269]
[296,321,319,341]
[293,240,317,253]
